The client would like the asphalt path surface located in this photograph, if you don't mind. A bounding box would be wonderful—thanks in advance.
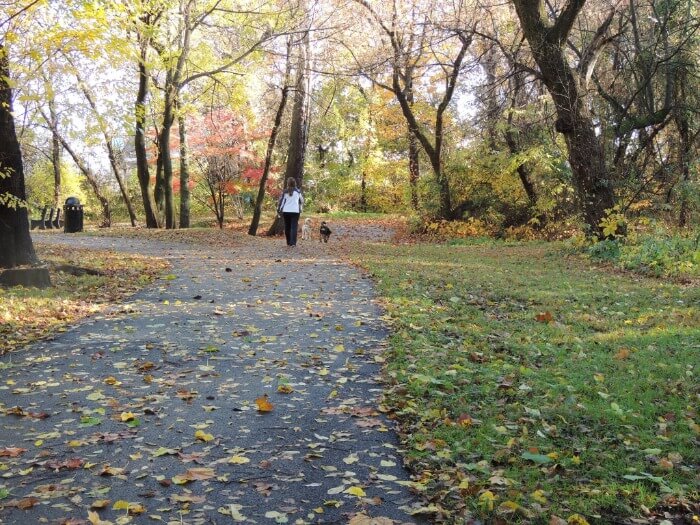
[0,232,426,524]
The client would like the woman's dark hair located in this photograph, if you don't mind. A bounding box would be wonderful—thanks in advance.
[286,178,297,196]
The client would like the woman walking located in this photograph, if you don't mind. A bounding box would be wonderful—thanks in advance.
[277,178,304,247]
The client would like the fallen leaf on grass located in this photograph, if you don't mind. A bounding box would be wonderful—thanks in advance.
[522,451,553,464]
[535,311,554,323]
[614,348,631,360]
[479,490,496,511]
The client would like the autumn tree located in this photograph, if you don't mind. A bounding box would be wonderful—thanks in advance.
[510,0,620,236]
[189,109,261,228]
[351,0,475,219]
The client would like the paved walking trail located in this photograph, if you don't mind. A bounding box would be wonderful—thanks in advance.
[0,232,425,524]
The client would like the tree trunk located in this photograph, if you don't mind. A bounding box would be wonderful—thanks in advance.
[408,133,420,211]
[178,104,190,229]
[268,32,309,236]
[406,77,420,211]
[106,141,137,226]
[154,144,165,220]
[512,0,616,237]
[48,98,61,210]
[159,80,176,229]
[68,60,137,227]
[673,9,693,229]
[389,30,471,220]
[0,45,37,269]
[57,136,111,228]
[360,171,367,212]
[249,77,291,236]
[135,42,158,228]
[504,129,537,206]
[39,106,112,227]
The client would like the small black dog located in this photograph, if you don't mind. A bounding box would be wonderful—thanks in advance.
[319,221,332,243]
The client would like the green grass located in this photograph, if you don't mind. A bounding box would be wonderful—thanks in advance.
[352,240,699,523]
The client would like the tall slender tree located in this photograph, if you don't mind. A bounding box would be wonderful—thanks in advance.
[268,29,310,236]
[249,38,293,236]
[353,0,474,219]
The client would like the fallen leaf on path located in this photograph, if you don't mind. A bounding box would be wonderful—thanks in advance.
[344,486,366,497]
[255,394,274,412]
[172,467,216,485]
[194,430,214,442]
[0,447,27,457]
[6,497,39,509]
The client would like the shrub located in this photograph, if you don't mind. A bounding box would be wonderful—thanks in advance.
[587,228,699,279]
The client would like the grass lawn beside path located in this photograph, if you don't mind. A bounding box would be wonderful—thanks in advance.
[0,243,168,355]
[350,239,699,524]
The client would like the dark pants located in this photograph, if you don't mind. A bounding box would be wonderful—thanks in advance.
[282,212,300,246]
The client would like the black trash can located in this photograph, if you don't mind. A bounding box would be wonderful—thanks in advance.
[63,197,84,233]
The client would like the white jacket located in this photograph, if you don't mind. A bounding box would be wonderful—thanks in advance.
[278,189,303,213]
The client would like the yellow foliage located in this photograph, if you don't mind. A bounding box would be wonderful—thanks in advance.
[422,218,492,239]
[567,514,591,525]
[479,490,496,511]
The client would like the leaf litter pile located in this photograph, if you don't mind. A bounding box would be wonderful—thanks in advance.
[0,233,427,524]
[351,240,699,524]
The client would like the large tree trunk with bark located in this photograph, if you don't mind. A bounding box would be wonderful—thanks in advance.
[0,45,36,268]
[268,33,309,236]
[512,0,616,236]
[135,42,158,228]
